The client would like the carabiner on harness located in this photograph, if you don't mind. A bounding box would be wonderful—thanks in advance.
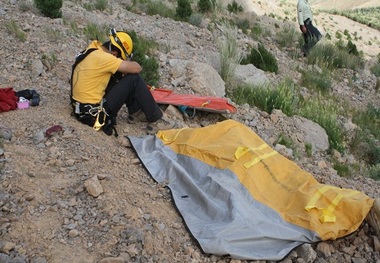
[89,100,108,131]
[93,110,107,131]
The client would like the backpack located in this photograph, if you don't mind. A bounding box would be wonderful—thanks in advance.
[70,48,97,104]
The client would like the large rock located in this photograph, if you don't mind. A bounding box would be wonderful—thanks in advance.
[234,64,270,87]
[168,59,226,97]
[293,116,329,153]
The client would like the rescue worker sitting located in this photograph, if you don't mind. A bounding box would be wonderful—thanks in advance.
[71,28,178,136]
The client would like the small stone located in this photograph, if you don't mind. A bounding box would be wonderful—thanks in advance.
[98,257,125,263]
[68,229,80,237]
[130,158,140,165]
[0,241,15,254]
[373,236,380,252]
[84,176,104,197]
[24,193,35,201]
[0,126,12,140]
[33,131,46,145]
[118,136,131,147]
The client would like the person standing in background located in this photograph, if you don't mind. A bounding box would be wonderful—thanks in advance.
[297,0,322,56]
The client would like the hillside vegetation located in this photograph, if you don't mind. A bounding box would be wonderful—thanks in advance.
[327,7,380,30]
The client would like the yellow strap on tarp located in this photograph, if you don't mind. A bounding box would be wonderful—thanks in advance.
[305,185,361,223]
[235,146,278,168]
[160,128,187,143]
[305,185,331,211]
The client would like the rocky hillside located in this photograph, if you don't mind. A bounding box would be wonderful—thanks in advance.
[0,0,380,263]
[309,0,380,10]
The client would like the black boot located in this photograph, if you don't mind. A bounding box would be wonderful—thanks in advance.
[102,115,118,137]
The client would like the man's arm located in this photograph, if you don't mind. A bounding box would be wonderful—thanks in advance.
[297,2,307,33]
[117,60,142,74]
[297,2,304,26]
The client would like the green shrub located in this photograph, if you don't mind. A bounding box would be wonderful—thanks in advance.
[83,23,108,43]
[250,24,263,39]
[343,29,351,40]
[367,144,380,165]
[368,164,380,181]
[241,44,279,73]
[198,0,216,13]
[300,68,332,93]
[349,130,368,162]
[176,0,192,21]
[307,42,363,70]
[299,96,344,152]
[349,128,380,167]
[335,39,360,57]
[346,40,359,56]
[128,31,160,86]
[34,0,62,18]
[276,25,298,49]
[19,0,34,12]
[227,0,243,13]
[5,20,27,42]
[188,13,203,27]
[83,3,94,11]
[371,62,380,77]
[305,143,312,157]
[219,22,242,87]
[144,1,175,18]
[45,27,61,42]
[94,0,108,11]
[333,162,352,177]
[328,7,380,31]
[352,103,380,140]
[41,52,58,69]
[236,19,250,33]
[350,105,380,165]
[276,133,296,150]
[231,79,300,116]
[67,20,80,34]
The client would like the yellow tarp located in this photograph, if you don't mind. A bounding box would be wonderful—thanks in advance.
[157,120,374,240]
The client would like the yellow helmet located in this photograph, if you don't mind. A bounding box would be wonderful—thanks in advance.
[109,29,133,60]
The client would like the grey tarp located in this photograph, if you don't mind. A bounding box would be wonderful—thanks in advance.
[129,135,320,260]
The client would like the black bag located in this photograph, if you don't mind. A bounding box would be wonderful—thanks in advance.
[15,89,40,106]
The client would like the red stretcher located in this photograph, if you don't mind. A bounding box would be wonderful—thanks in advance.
[149,86,237,116]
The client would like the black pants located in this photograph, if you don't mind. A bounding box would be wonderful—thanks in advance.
[104,74,162,123]
[301,19,322,55]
